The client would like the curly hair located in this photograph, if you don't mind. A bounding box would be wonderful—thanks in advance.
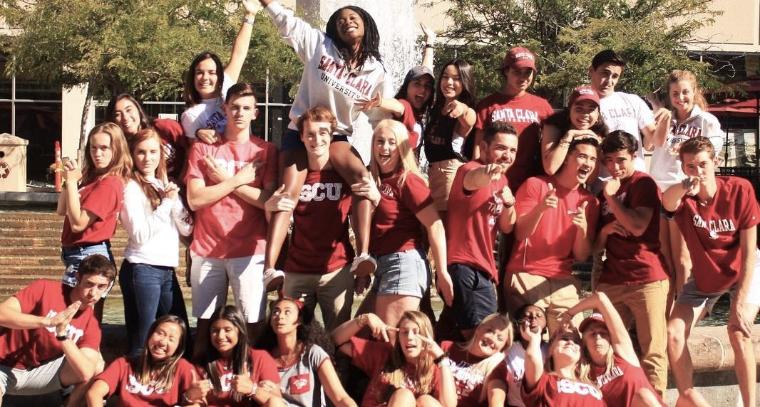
[258,298,335,358]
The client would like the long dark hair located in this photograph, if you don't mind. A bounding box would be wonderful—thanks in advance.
[543,109,607,139]
[201,306,251,402]
[105,93,151,135]
[425,59,476,141]
[258,298,334,356]
[325,6,381,69]
[395,70,435,118]
[130,315,187,393]
[183,51,225,106]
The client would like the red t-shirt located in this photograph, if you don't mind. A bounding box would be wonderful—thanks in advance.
[522,373,605,407]
[0,280,100,369]
[446,161,508,282]
[96,356,195,406]
[475,92,554,189]
[397,98,423,150]
[350,337,442,407]
[673,176,760,293]
[184,136,277,258]
[591,354,662,407]
[152,118,189,182]
[60,175,124,247]
[599,171,668,285]
[199,349,280,407]
[441,341,507,407]
[284,169,354,274]
[507,176,599,278]
[370,171,434,256]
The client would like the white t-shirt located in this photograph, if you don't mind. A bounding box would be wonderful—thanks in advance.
[505,341,548,407]
[599,91,655,172]
[181,73,234,139]
[649,105,723,190]
[266,1,393,142]
[120,179,193,267]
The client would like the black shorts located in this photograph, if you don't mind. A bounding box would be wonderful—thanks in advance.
[449,263,498,330]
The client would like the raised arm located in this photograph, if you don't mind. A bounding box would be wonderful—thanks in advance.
[521,322,544,389]
[463,163,505,192]
[420,24,435,71]
[651,108,672,148]
[662,177,699,212]
[332,313,392,357]
[62,160,97,233]
[224,0,259,83]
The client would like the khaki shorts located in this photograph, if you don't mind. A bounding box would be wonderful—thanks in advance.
[505,271,582,335]
[428,158,464,212]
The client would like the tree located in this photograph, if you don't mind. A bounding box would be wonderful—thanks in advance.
[0,0,301,147]
[436,0,720,104]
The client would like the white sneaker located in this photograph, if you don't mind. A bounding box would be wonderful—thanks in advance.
[263,268,284,292]
[350,253,377,277]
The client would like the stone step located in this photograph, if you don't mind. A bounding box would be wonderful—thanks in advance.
[0,275,193,299]
[0,265,188,277]
[0,236,129,247]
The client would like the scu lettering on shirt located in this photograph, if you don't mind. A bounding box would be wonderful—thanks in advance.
[445,359,484,399]
[43,310,85,343]
[556,378,603,400]
[299,182,344,202]
[125,374,167,396]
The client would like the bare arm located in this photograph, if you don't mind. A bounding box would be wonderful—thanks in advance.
[651,109,672,148]
[258,0,273,6]
[86,379,109,407]
[224,0,258,83]
[232,182,275,210]
[186,162,256,211]
[420,24,435,71]
[602,190,653,237]
[332,313,392,357]
[731,226,758,337]
[417,205,453,306]
[0,296,51,330]
[486,378,507,407]
[521,323,544,389]
[640,123,657,151]
[662,177,698,212]
[56,190,67,215]
[541,125,569,176]
[438,361,457,407]
[472,129,484,161]
[317,359,357,407]
[463,163,505,192]
[571,201,593,261]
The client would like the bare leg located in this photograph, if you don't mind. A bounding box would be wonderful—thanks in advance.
[416,394,443,407]
[667,302,710,407]
[376,295,421,343]
[388,388,416,407]
[728,304,759,407]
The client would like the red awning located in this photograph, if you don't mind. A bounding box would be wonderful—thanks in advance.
[709,98,760,118]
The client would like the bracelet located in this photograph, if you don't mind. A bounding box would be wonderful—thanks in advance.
[56,333,68,341]
[243,15,255,25]
[433,354,448,366]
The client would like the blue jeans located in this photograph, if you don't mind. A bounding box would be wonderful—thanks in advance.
[61,242,114,288]
[119,260,189,358]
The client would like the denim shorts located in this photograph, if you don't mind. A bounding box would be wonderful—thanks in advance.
[280,128,350,151]
[677,264,760,311]
[372,248,430,298]
[450,263,497,330]
[61,241,114,294]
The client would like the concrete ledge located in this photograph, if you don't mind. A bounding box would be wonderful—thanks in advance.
[0,191,58,205]
[686,325,760,372]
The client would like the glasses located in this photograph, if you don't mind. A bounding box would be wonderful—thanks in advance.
[557,333,581,344]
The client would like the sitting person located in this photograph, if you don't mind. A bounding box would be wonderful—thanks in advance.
[0,254,113,406]
[504,304,549,407]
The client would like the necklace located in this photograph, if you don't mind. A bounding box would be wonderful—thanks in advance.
[276,343,303,367]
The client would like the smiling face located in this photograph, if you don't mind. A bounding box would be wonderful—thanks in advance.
[148,322,182,362]
[603,149,635,180]
[582,321,611,365]
[335,8,365,44]
[210,318,239,358]
[224,94,257,131]
[406,76,434,111]
[670,79,695,118]
[300,120,332,159]
[503,66,534,97]
[270,300,300,336]
[483,132,518,167]
[589,63,623,97]
[563,143,597,184]
[113,98,143,137]
[373,126,400,174]
[470,317,510,358]
[570,100,600,130]
[550,330,582,366]
[440,64,463,100]
[89,132,114,171]
[194,57,220,99]
[133,137,161,178]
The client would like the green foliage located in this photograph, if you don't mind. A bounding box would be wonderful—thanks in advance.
[439,0,720,104]
[0,0,301,101]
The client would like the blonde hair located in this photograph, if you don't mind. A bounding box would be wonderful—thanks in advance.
[461,313,513,401]
[546,328,594,385]
[667,69,707,111]
[581,320,615,377]
[381,311,436,399]
[369,119,425,188]
[82,122,132,185]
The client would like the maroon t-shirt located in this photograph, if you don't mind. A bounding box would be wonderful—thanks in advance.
[96,357,195,407]
[0,280,101,369]
[61,175,124,247]
[522,373,605,407]
[397,98,423,150]
[673,176,760,293]
[446,161,508,282]
[591,354,663,407]
[285,169,354,274]
[152,118,189,182]
[350,337,442,407]
[475,92,554,189]
[199,349,281,407]
[441,341,507,407]
[599,171,668,285]
[370,171,434,256]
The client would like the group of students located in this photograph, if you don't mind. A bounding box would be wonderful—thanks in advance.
[0,0,757,406]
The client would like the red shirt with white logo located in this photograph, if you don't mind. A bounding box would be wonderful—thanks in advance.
[350,337,442,407]
[446,161,508,282]
[441,341,507,407]
[96,356,195,406]
[591,354,662,407]
[185,136,277,258]
[200,348,280,407]
[0,280,100,369]
[61,175,124,247]
[521,373,605,407]
[475,92,554,189]
[599,171,669,285]
[370,171,434,256]
[285,169,353,274]
[507,176,599,278]
[673,176,760,293]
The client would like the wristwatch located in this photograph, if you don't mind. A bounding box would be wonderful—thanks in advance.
[56,333,68,341]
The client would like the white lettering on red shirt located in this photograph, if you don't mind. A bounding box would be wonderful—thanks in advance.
[42,310,85,343]
[299,182,343,202]
[556,378,603,399]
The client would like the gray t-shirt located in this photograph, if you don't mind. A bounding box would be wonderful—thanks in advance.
[279,344,330,407]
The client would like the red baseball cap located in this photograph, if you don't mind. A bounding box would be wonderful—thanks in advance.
[569,85,600,107]
[579,312,606,333]
[501,47,536,71]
